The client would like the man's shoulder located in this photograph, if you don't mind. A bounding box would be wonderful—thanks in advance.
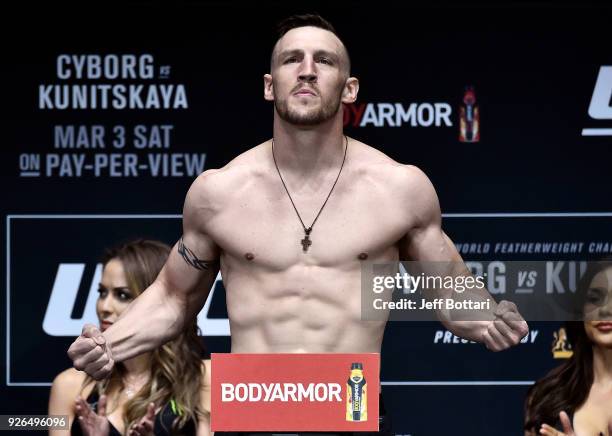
[352,141,440,225]
[189,141,269,197]
[350,139,433,194]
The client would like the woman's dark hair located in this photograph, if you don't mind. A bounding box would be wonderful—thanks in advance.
[524,257,612,431]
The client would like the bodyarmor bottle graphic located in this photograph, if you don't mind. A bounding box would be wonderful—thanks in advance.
[459,86,480,142]
[346,362,367,422]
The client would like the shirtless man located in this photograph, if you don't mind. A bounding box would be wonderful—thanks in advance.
[68,14,528,383]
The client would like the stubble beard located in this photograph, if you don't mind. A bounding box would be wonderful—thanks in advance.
[275,87,343,126]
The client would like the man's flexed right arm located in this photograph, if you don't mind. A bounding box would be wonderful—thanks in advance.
[68,173,221,379]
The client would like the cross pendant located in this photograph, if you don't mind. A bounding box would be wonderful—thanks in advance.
[301,234,312,252]
[301,228,312,252]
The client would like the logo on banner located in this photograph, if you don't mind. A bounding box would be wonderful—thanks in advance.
[346,362,367,422]
[343,102,453,128]
[552,327,573,359]
[211,353,380,432]
[41,262,227,336]
[459,86,480,143]
[582,65,612,136]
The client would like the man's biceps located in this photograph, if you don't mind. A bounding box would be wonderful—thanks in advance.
[405,224,441,250]
[160,256,200,288]
[404,225,461,263]
[161,254,216,296]
[176,232,219,268]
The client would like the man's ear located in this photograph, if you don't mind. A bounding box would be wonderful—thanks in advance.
[263,74,274,101]
[341,77,359,104]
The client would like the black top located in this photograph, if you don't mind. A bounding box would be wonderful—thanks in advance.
[70,390,196,436]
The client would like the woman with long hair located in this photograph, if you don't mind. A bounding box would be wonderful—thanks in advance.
[524,258,612,435]
[49,239,211,436]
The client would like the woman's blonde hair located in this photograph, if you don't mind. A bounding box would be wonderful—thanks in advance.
[83,239,206,434]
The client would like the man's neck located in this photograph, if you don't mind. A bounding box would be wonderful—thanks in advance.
[272,113,346,181]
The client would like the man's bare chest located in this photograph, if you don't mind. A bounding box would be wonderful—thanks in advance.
[207,187,409,269]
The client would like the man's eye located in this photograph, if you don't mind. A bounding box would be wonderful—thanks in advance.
[318,58,332,65]
[284,57,298,64]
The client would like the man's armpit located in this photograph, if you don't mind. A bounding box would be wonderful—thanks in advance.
[177,237,219,271]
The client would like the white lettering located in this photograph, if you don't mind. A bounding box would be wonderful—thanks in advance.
[54,54,154,80]
[417,103,434,126]
[219,383,343,402]
[360,104,379,126]
[395,103,417,126]
[588,66,612,119]
[359,102,453,127]
[221,383,234,401]
[38,84,188,110]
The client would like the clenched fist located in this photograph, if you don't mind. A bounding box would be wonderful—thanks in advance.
[68,324,114,380]
[482,300,529,351]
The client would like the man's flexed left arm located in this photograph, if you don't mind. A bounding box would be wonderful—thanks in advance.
[396,164,529,350]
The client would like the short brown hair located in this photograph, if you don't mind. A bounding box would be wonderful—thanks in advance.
[271,13,351,74]
[276,13,338,39]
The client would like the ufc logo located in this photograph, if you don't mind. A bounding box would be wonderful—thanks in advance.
[42,263,229,336]
[588,66,612,120]
[582,66,612,136]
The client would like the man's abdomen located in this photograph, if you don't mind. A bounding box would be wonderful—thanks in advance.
[225,268,386,353]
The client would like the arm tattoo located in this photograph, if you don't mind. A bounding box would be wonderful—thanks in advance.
[178,237,219,271]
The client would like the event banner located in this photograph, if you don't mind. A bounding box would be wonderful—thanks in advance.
[211,353,380,432]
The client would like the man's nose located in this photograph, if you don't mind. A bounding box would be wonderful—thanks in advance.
[298,57,317,83]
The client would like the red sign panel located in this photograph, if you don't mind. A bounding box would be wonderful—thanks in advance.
[211,353,380,432]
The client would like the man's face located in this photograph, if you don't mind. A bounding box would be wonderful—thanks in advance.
[265,26,357,126]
